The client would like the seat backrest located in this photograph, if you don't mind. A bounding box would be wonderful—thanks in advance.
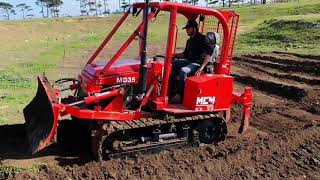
[206,32,220,63]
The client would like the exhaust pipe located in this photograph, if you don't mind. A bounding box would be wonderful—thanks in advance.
[138,0,150,98]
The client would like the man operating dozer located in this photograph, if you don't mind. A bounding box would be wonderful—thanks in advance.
[169,19,213,102]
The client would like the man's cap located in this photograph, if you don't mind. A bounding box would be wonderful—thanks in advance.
[182,20,198,29]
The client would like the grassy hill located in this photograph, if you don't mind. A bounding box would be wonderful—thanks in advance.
[237,15,320,54]
[233,0,320,54]
[0,0,319,124]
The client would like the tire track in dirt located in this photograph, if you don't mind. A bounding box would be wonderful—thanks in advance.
[272,51,320,61]
[233,74,307,101]
[10,124,320,179]
[233,53,320,115]
[236,62,320,85]
[234,55,320,75]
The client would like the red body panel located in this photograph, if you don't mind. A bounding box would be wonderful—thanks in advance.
[80,59,164,94]
[183,74,233,110]
[84,59,153,77]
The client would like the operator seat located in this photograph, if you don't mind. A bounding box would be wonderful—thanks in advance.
[205,32,220,73]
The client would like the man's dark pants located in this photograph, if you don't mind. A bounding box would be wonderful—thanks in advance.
[169,59,200,100]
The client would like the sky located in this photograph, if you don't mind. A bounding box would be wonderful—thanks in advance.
[2,0,186,19]
[3,0,124,18]
[2,0,253,19]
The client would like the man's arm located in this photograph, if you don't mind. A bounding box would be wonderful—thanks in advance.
[195,54,211,76]
[195,36,213,76]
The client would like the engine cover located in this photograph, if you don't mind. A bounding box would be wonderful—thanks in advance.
[183,74,233,111]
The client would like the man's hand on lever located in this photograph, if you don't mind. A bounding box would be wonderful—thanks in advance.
[195,54,211,76]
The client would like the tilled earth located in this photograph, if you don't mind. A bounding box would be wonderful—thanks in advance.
[0,52,319,179]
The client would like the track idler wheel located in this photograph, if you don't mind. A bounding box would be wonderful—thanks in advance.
[196,116,227,144]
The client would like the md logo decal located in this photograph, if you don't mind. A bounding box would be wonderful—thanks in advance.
[196,96,215,105]
[116,77,136,83]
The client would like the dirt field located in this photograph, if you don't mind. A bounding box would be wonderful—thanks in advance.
[0,52,319,179]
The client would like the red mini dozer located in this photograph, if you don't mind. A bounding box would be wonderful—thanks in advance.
[24,2,252,160]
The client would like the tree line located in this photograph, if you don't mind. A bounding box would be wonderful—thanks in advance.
[0,0,300,20]
[0,0,111,20]
[0,0,63,20]
[35,0,63,18]
[183,0,299,8]
[77,0,110,16]
[119,0,300,13]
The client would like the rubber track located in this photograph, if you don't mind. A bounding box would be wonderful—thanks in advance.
[94,114,221,161]
[102,114,218,133]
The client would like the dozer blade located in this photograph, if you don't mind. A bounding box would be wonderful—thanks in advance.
[24,76,60,154]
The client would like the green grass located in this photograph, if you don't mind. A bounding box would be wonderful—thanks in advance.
[231,0,320,31]
[0,39,70,125]
[0,16,146,125]
[0,115,8,125]
[232,0,320,55]
[0,71,31,89]
[0,91,33,125]
[236,15,320,54]
[0,165,41,179]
